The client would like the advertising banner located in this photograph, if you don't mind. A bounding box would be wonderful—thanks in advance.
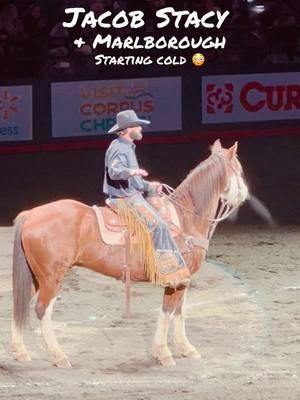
[51,77,182,137]
[0,86,32,142]
[202,73,300,124]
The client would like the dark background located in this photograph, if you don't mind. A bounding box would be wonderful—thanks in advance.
[0,0,299,225]
[0,134,299,226]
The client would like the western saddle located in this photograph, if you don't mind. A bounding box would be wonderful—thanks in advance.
[92,195,181,246]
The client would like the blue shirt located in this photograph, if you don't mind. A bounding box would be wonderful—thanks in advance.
[103,136,150,198]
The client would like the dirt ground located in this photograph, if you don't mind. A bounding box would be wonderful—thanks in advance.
[0,224,299,400]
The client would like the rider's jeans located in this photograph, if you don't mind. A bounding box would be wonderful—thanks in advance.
[111,193,187,268]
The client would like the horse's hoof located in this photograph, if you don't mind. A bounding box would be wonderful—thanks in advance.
[175,345,202,359]
[185,349,201,359]
[15,352,31,362]
[53,358,72,368]
[159,356,176,367]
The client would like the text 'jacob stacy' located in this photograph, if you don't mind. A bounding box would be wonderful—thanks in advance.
[63,7,230,30]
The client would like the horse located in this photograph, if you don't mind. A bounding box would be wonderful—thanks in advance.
[11,139,248,368]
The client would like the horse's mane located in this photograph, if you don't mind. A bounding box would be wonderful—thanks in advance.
[173,152,228,216]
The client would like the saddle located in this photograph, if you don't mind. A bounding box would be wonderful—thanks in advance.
[93,195,181,246]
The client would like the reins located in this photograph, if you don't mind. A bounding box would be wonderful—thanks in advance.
[162,184,230,242]
[161,159,242,242]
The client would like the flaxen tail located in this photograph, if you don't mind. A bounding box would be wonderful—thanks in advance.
[12,214,33,330]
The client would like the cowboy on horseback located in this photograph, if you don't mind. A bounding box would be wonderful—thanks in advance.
[103,109,191,288]
[11,127,248,367]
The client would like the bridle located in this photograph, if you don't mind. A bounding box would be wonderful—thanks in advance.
[210,154,246,223]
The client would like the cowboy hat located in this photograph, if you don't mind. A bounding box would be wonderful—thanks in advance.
[108,109,150,134]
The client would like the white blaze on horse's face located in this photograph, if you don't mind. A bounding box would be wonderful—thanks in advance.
[222,170,249,207]
[221,146,249,208]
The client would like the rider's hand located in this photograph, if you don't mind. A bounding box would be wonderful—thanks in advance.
[129,168,148,177]
[149,181,163,195]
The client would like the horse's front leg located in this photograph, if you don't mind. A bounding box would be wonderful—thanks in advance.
[152,286,186,366]
[173,286,201,359]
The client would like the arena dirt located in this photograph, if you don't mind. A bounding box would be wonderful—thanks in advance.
[0,224,299,399]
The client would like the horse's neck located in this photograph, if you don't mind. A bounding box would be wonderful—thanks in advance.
[171,152,227,239]
[173,189,220,239]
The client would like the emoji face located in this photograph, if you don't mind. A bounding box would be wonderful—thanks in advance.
[192,53,205,66]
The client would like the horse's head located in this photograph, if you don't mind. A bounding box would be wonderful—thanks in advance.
[211,139,249,208]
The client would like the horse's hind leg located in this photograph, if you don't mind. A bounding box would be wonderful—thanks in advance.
[37,290,71,368]
[173,287,201,359]
[152,286,187,366]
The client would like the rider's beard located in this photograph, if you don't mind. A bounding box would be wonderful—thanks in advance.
[130,127,143,141]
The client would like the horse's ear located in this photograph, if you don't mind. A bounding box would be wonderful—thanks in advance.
[211,139,222,153]
[228,141,238,159]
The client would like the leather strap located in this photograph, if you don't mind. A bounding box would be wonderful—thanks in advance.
[168,220,209,252]
[186,236,209,252]
[123,230,131,319]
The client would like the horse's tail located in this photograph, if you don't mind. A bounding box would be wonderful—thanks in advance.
[12,213,33,331]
